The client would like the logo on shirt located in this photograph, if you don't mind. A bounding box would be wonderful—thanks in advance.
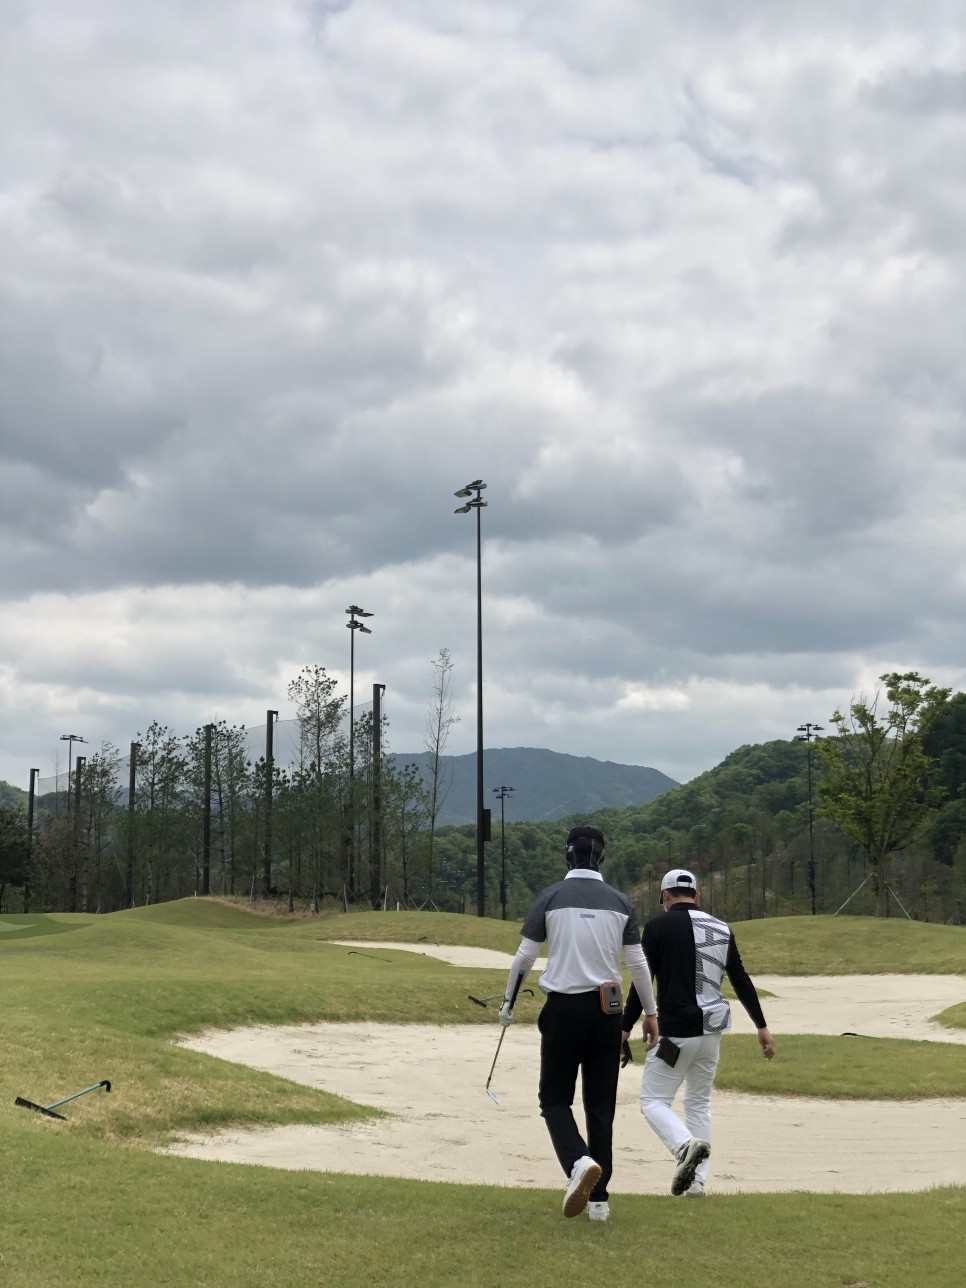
[580,913,596,919]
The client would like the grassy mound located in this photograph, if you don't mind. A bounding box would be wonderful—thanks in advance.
[4,900,966,1286]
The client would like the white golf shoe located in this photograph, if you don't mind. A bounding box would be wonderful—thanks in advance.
[562,1155,602,1217]
[588,1201,610,1222]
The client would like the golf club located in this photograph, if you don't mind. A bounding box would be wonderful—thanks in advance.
[15,1079,112,1120]
[468,989,533,1008]
[485,969,526,1105]
[347,950,393,963]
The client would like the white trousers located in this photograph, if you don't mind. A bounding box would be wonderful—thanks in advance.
[640,1034,720,1185]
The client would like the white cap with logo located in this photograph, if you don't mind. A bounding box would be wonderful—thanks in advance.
[661,868,698,894]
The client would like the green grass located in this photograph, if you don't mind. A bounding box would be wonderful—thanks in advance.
[934,1000,966,1029]
[308,904,966,974]
[732,914,966,974]
[620,1033,966,1098]
[4,900,966,1286]
[5,1126,966,1287]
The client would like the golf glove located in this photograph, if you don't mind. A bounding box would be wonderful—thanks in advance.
[498,1000,515,1027]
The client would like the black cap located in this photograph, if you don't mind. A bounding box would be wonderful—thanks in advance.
[565,826,605,870]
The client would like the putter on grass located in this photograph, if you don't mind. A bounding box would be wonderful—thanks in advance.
[485,969,526,1105]
[15,1079,111,1121]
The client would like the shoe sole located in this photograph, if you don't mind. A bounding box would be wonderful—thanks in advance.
[563,1162,602,1217]
[671,1141,710,1196]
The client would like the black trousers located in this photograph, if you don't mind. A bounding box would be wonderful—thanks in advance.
[537,990,623,1200]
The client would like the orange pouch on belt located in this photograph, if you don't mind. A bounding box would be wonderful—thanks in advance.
[599,981,623,1014]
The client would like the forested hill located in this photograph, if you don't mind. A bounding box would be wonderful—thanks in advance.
[0,780,27,810]
[431,738,816,905]
[589,738,809,846]
[389,747,678,825]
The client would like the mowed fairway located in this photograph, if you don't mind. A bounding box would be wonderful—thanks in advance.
[4,901,966,1288]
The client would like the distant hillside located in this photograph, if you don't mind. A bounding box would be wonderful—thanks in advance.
[389,747,678,824]
[0,779,27,810]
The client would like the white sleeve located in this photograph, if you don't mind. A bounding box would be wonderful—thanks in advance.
[505,937,541,1000]
[624,941,657,1016]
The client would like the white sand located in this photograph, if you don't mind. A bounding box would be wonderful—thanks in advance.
[165,943,966,1195]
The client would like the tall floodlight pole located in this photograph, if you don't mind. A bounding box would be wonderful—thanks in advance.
[345,605,373,894]
[264,709,278,900]
[26,768,39,913]
[202,723,213,896]
[493,785,514,921]
[126,742,139,908]
[796,723,824,915]
[371,683,386,907]
[60,733,86,825]
[71,754,85,912]
[454,480,488,917]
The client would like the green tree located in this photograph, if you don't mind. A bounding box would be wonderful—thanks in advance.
[0,803,31,910]
[816,671,950,916]
[286,666,347,903]
[184,722,254,897]
[78,743,122,911]
[423,647,459,899]
[132,721,189,904]
[922,692,966,863]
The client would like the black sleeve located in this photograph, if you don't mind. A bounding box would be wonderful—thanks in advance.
[725,934,767,1029]
[622,979,643,1031]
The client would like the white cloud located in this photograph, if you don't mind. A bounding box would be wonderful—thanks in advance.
[1,0,964,791]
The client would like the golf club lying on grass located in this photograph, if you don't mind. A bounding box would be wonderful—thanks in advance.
[15,1079,111,1121]
[347,950,393,963]
[485,969,526,1105]
[468,989,533,1008]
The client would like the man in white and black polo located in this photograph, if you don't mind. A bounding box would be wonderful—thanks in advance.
[622,867,775,1197]
[500,826,658,1222]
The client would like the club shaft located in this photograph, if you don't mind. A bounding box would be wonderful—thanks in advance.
[485,1027,508,1090]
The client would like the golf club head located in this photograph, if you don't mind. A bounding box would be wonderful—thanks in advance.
[485,1087,501,1105]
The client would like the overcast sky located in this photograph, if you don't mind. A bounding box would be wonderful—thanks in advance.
[2,0,965,793]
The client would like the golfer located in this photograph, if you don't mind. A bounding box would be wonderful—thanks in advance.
[622,868,775,1197]
[500,826,658,1222]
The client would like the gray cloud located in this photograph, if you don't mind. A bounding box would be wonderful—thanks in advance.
[1,1,964,790]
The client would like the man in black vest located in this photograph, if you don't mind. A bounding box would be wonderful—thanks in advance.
[622,868,775,1197]
[500,826,658,1221]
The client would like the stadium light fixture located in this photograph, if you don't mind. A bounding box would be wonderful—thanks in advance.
[453,480,488,917]
[346,605,374,894]
[796,723,824,915]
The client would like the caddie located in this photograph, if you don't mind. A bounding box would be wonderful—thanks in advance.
[622,867,775,1197]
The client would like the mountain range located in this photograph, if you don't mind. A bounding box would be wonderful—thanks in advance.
[388,747,678,825]
[1,747,678,827]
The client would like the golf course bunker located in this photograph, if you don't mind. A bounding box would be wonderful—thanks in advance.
[167,948,966,1196]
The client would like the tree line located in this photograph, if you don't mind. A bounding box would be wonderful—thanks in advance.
[2,669,965,921]
[428,673,966,925]
[1,655,463,916]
